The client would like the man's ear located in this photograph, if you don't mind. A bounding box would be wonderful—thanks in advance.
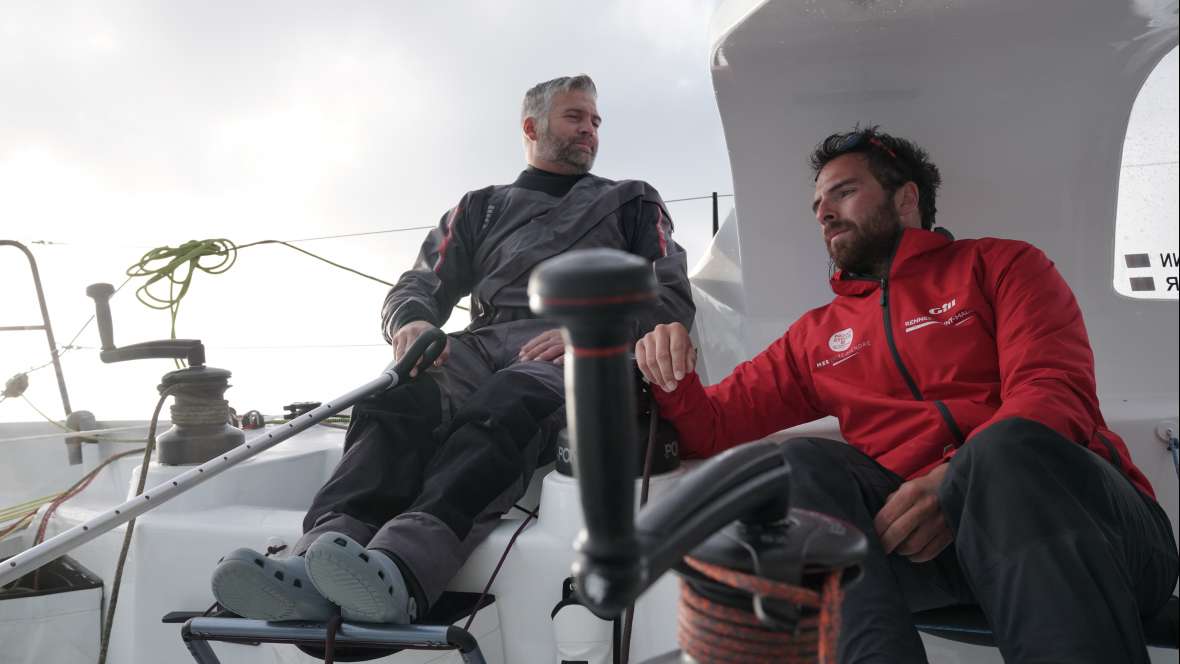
[522,116,538,142]
[894,181,921,228]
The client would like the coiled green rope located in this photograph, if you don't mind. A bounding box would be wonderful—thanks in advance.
[126,239,396,340]
[126,239,238,340]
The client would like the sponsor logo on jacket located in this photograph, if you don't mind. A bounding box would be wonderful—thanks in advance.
[817,327,871,369]
[904,296,977,334]
[928,298,956,315]
[828,328,853,352]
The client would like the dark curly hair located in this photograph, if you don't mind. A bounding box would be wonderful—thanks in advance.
[809,126,942,230]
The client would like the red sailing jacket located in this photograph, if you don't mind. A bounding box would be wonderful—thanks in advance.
[655,228,1155,499]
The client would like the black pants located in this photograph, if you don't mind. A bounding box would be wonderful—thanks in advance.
[294,323,566,606]
[783,418,1178,663]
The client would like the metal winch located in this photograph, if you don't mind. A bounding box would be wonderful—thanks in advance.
[86,283,243,465]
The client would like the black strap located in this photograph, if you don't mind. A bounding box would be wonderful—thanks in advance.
[1095,432,1125,473]
[322,608,343,664]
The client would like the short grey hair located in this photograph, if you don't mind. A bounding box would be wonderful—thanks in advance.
[521,74,597,132]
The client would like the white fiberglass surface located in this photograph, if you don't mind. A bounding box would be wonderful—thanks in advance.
[1114,47,1180,300]
[707,0,1180,397]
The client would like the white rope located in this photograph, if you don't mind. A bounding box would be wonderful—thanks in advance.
[0,424,151,445]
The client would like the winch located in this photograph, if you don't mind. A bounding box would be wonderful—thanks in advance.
[85,283,243,465]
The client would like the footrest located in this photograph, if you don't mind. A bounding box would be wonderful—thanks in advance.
[178,591,495,663]
[182,618,486,663]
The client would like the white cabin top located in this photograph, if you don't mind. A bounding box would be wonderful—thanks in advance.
[696,0,1178,401]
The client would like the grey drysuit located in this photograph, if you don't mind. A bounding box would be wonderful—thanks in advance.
[295,169,695,609]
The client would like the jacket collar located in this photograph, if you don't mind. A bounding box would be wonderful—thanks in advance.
[829,227,952,297]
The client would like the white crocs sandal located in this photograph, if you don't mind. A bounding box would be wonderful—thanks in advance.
[304,532,415,624]
[211,548,334,621]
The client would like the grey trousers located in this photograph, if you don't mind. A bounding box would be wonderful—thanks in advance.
[294,320,566,607]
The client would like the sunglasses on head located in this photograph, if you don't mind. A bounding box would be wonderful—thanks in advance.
[838,132,899,161]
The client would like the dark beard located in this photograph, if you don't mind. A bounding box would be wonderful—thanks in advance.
[827,201,901,276]
[537,127,595,173]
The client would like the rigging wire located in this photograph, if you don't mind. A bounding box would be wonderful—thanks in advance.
[123,236,469,344]
[18,191,730,251]
[9,189,733,383]
[21,395,71,433]
[222,239,395,286]
[25,276,135,375]
[283,226,435,243]
[22,222,440,250]
[5,238,402,387]
[5,187,731,421]
[0,424,149,445]
[663,193,735,204]
[3,276,135,393]
[2,394,146,445]
[62,342,401,352]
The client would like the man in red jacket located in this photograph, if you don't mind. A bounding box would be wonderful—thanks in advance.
[636,127,1178,663]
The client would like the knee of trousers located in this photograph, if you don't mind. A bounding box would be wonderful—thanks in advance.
[443,370,564,446]
[778,438,863,503]
[354,373,442,418]
[940,417,1095,533]
[949,417,1072,482]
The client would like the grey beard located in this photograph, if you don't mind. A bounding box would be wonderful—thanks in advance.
[537,131,595,174]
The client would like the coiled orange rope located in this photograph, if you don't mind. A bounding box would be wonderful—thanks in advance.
[679,556,846,663]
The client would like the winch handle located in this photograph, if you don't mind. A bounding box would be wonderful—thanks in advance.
[84,282,207,365]
[391,327,448,383]
[85,283,117,351]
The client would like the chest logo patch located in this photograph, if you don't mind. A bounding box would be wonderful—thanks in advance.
[905,295,977,334]
[828,328,854,352]
[928,298,957,315]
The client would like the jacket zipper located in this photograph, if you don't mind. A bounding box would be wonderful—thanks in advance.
[879,275,967,447]
[880,276,923,400]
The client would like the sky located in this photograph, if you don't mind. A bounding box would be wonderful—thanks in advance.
[0,1,735,423]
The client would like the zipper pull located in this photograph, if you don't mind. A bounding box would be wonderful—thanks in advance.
[880,277,889,306]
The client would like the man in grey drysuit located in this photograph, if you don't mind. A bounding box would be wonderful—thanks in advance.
[211,74,695,625]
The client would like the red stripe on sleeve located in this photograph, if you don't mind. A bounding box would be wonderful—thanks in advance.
[433,206,461,274]
[655,205,668,257]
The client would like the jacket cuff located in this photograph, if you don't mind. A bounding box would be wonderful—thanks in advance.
[386,302,441,340]
[651,372,702,416]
